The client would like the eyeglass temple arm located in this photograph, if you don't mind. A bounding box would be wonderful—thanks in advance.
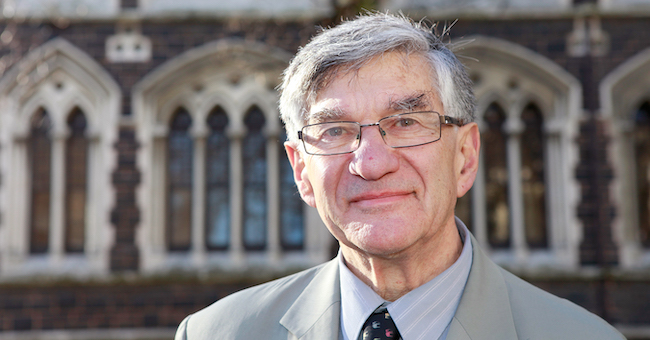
[440,115,465,126]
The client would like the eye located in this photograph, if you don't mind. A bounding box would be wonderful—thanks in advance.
[395,117,418,128]
[325,126,344,137]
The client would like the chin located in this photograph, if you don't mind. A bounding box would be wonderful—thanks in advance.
[352,234,413,257]
[334,220,415,253]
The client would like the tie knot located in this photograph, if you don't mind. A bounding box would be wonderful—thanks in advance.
[358,305,401,340]
[374,306,388,314]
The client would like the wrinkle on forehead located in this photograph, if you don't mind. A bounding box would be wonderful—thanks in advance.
[305,52,441,124]
[309,91,436,123]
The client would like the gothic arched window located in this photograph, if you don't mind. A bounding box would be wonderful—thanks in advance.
[0,38,122,278]
[28,109,52,254]
[205,107,230,250]
[167,108,193,251]
[457,37,582,268]
[483,103,510,249]
[242,106,267,250]
[635,101,650,248]
[65,108,88,253]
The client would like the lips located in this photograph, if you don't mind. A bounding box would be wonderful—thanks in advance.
[348,190,414,207]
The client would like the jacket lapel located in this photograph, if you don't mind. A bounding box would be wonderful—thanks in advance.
[447,235,519,339]
[278,235,518,339]
[280,259,342,340]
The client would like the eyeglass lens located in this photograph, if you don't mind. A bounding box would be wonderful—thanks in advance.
[300,111,445,155]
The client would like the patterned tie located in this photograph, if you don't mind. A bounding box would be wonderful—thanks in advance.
[358,304,402,340]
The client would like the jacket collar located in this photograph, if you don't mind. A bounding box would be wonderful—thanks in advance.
[447,234,518,339]
[280,259,342,340]
[278,234,518,340]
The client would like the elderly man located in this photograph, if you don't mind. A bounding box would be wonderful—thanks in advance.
[175,13,624,340]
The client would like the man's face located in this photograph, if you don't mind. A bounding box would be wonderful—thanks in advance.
[286,52,475,258]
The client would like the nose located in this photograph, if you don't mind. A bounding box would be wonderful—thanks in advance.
[348,125,400,180]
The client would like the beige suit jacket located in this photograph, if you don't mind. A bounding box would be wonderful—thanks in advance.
[175,235,625,339]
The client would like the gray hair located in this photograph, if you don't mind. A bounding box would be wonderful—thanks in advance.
[279,12,475,143]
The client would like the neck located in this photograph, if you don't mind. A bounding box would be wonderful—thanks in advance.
[341,220,463,301]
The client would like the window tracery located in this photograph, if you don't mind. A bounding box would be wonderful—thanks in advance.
[455,36,582,269]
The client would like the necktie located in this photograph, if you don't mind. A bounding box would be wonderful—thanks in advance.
[358,304,402,340]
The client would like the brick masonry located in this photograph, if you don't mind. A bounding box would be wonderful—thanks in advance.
[0,280,247,331]
[110,128,141,271]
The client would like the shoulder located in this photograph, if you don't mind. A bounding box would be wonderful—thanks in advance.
[207,261,330,313]
[175,261,335,339]
[500,268,625,339]
[462,234,624,339]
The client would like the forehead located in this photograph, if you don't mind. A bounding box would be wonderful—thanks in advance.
[309,52,440,121]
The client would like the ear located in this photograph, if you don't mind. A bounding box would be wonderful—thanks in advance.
[285,141,316,208]
[455,122,480,198]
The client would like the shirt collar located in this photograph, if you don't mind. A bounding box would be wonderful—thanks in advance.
[339,217,473,340]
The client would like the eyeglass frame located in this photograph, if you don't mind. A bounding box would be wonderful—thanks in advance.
[297,111,465,156]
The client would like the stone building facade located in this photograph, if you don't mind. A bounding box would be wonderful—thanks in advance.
[0,0,649,339]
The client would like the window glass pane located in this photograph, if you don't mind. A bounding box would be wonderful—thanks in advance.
[483,103,510,248]
[29,109,52,254]
[521,104,548,249]
[121,0,138,9]
[279,128,304,250]
[635,101,650,248]
[167,109,193,251]
[65,108,88,253]
[205,107,230,250]
[243,107,267,250]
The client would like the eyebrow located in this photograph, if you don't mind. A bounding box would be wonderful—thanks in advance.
[389,92,431,112]
[308,107,348,123]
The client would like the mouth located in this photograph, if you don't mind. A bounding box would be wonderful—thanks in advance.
[349,190,414,208]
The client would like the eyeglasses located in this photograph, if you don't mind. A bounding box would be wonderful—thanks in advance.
[298,111,464,156]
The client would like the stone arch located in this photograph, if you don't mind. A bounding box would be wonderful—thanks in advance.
[0,38,121,278]
[459,36,582,270]
[132,39,329,273]
[462,36,581,124]
[600,47,650,268]
[475,92,508,131]
[0,38,120,138]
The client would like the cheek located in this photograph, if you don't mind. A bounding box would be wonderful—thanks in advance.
[308,158,345,200]
[414,150,456,200]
